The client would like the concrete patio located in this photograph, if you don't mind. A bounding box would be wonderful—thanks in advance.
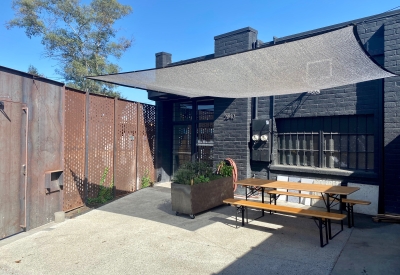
[0,182,399,275]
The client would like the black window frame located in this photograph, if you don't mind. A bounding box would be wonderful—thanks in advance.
[276,115,375,171]
[172,98,214,174]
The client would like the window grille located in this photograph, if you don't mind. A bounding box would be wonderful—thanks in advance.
[276,115,374,171]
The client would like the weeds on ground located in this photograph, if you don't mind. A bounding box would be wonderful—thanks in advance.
[87,167,114,205]
[141,169,153,188]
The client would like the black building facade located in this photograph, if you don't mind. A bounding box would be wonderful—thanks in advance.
[150,10,400,215]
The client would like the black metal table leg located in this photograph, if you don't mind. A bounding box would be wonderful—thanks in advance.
[326,193,332,239]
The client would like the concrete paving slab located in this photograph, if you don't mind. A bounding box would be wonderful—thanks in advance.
[331,214,400,275]
[0,183,398,275]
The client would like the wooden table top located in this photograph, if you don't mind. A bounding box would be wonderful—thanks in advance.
[235,178,359,195]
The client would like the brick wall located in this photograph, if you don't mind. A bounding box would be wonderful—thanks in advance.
[384,15,400,213]
[212,28,257,179]
[214,98,251,180]
[214,27,257,58]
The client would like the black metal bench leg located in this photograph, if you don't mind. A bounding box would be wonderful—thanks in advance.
[235,206,238,228]
[351,204,355,228]
[347,203,351,228]
[325,219,329,246]
[269,194,272,214]
[241,206,245,226]
[318,218,324,247]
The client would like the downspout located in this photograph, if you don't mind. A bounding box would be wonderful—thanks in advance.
[268,96,275,180]
[21,105,28,230]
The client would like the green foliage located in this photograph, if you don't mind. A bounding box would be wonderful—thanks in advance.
[141,169,152,188]
[218,161,233,178]
[87,167,114,204]
[27,65,44,77]
[7,0,132,98]
[173,161,229,185]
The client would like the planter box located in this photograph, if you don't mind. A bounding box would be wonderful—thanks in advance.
[171,177,234,218]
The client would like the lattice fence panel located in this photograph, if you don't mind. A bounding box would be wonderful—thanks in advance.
[115,100,138,194]
[137,103,156,187]
[63,90,86,211]
[87,95,114,199]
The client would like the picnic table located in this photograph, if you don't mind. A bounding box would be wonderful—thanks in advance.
[234,178,359,240]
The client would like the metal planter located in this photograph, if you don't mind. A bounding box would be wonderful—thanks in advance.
[171,177,234,218]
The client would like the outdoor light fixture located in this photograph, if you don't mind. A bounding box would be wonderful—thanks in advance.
[260,134,268,142]
[252,134,260,141]
[0,101,4,110]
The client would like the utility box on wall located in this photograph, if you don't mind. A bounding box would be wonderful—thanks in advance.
[251,119,271,162]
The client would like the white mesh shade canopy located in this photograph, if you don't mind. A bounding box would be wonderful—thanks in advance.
[88,26,394,98]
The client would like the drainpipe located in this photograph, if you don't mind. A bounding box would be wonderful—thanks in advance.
[21,105,28,230]
[268,96,275,180]
[252,97,258,119]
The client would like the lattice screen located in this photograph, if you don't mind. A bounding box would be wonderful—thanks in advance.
[115,100,138,194]
[87,95,114,199]
[137,104,156,186]
[63,90,86,211]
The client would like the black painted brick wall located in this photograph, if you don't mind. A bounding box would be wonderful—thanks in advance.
[384,16,400,214]
[254,80,381,181]
[212,27,257,179]
[214,27,257,58]
[213,98,251,180]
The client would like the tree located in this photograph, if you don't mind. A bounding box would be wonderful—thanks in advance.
[27,65,44,77]
[7,0,132,98]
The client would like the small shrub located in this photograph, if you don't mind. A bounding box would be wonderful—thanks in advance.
[87,167,114,205]
[141,169,152,188]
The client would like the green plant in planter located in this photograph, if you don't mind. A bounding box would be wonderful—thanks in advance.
[217,161,233,178]
[173,161,232,185]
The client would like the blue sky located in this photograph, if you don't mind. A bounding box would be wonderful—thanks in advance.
[1,0,399,104]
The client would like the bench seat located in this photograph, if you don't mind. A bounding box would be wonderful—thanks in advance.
[223,198,346,247]
[267,190,321,200]
[342,198,371,205]
[223,198,345,220]
[341,198,371,228]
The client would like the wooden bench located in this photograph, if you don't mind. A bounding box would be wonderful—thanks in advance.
[267,190,321,202]
[223,198,346,247]
[342,198,371,228]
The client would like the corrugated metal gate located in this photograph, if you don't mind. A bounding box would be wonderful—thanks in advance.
[63,90,156,211]
[0,101,27,239]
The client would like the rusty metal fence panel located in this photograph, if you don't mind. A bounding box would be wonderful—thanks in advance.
[63,90,86,211]
[0,101,26,239]
[87,94,114,199]
[115,100,138,194]
[63,90,156,212]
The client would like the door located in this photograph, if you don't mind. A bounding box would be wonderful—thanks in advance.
[0,101,27,239]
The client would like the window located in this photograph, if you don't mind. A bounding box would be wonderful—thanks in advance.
[276,115,374,171]
[172,100,214,173]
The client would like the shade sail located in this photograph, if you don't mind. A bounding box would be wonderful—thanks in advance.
[88,26,395,98]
